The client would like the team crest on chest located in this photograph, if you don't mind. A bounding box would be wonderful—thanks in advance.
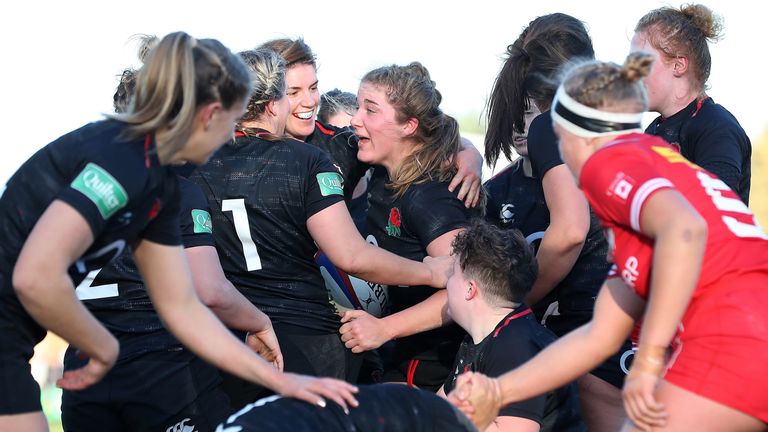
[500,203,515,224]
[386,207,401,237]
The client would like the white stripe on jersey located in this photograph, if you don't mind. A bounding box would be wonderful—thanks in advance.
[630,178,674,232]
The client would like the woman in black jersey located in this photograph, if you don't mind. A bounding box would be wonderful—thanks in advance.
[632,4,752,204]
[483,14,630,432]
[60,45,284,432]
[257,37,484,207]
[0,32,356,431]
[189,48,451,407]
[338,62,481,391]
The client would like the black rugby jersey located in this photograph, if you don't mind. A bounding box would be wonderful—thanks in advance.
[527,111,610,316]
[443,306,585,432]
[366,166,476,361]
[189,134,344,333]
[646,97,751,204]
[78,177,214,361]
[0,120,180,341]
[484,157,549,249]
[306,120,369,201]
[217,384,476,432]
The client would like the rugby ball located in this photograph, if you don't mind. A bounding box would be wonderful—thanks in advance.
[315,250,389,318]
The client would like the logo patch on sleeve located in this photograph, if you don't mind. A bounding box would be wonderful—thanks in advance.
[191,209,213,233]
[71,163,128,219]
[606,172,635,202]
[316,172,344,197]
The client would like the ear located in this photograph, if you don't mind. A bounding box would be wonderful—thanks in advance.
[465,280,480,301]
[198,101,223,130]
[402,117,419,137]
[672,56,688,78]
[265,100,278,117]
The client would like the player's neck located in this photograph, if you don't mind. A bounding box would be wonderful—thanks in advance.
[468,304,519,345]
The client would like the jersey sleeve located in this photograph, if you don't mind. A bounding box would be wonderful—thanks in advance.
[138,176,182,246]
[177,177,215,249]
[305,150,346,219]
[58,157,139,238]
[313,122,370,200]
[527,111,562,179]
[402,183,472,247]
[580,146,673,233]
[486,328,547,422]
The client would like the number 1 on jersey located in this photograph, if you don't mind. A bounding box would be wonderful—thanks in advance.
[222,198,263,271]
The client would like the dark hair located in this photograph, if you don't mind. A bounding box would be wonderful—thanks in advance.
[561,52,654,114]
[362,62,460,197]
[113,35,158,113]
[485,13,594,166]
[318,88,357,124]
[452,219,538,306]
[635,3,722,92]
[257,38,316,69]
[111,32,252,162]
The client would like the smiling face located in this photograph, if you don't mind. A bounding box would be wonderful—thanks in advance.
[284,63,320,141]
[350,82,411,172]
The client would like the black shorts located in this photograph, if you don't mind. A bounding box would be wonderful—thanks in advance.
[221,327,357,408]
[545,311,632,389]
[61,348,229,432]
[218,384,477,432]
[0,296,47,415]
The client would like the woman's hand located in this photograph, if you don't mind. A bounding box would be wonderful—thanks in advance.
[450,138,483,208]
[56,341,119,391]
[423,255,453,288]
[448,371,503,430]
[622,344,667,431]
[339,310,392,353]
[276,373,359,413]
[246,325,284,371]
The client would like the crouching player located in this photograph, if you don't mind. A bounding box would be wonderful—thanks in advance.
[439,220,584,432]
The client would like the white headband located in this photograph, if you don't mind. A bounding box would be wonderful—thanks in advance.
[551,86,644,138]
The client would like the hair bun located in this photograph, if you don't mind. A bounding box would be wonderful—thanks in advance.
[680,3,723,41]
[621,52,654,83]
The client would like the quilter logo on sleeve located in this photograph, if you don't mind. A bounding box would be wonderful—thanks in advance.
[316,172,344,196]
[71,163,128,219]
[606,172,635,202]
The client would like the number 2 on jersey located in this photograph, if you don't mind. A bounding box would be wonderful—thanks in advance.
[75,268,119,300]
[222,198,263,271]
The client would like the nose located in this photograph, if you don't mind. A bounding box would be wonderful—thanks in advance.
[298,90,315,109]
[350,108,363,129]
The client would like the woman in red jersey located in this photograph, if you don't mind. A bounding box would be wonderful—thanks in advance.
[449,52,768,432]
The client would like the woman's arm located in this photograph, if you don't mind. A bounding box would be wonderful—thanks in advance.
[621,189,707,430]
[132,239,358,409]
[338,229,461,353]
[185,245,282,369]
[637,189,707,348]
[526,165,590,305]
[450,278,643,430]
[308,202,450,288]
[13,200,119,390]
